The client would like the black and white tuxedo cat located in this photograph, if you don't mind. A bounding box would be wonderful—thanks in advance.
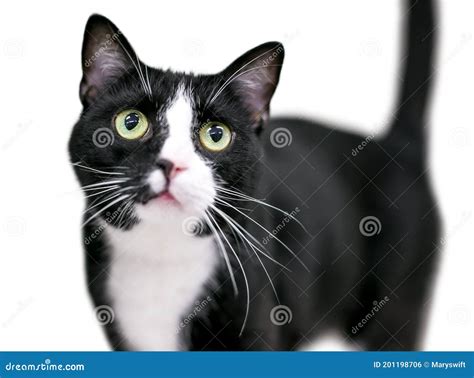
[69,0,440,350]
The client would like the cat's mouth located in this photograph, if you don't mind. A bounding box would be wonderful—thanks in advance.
[139,188,180,206]
[158,191,176,202]
[150,190,179,206]
[131,163,216,221]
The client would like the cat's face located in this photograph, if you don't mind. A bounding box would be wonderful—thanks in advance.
[69,15,283,230]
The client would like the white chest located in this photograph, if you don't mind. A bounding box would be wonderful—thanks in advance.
[104,222,218,350]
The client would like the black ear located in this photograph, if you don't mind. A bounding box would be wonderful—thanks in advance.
[80,15,137,107]
[220,42,284,131]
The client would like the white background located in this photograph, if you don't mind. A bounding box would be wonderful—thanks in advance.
[0,0,472,350]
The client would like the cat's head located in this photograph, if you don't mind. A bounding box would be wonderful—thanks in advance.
[69,15,284,230]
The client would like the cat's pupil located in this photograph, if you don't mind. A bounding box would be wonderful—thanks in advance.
[209,126,223,143]
[124,113,140,130]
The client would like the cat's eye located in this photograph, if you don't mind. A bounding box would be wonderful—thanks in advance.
[114,109,149,140]
[199,122,232,152]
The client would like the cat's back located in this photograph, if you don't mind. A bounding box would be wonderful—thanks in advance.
[262,117,373,209]
[259,117,370,255]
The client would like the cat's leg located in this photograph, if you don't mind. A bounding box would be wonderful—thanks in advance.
[355,194,441,350]
[360,249,438,351]
[187,274,282,351]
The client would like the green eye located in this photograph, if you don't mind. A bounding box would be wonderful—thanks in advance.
[199,122,232,152]
[115,109,149,140]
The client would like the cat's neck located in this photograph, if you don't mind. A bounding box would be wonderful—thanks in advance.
[103,219,218,350]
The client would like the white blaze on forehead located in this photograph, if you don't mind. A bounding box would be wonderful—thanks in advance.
[136,84,216,218]
[160,87,195,164]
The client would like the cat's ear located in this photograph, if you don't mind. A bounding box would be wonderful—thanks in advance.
[80,14,136,107]
[221,42,284,132]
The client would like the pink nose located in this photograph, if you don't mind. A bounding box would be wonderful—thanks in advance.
[155,158,187,179]
[170,165,187,179]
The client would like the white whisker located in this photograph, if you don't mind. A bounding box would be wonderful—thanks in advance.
[83,192,125,215]
[84,186,120,199]
[208,64,282,106]
[206,210,249,336]
[80,179,129,190]
[72,163,125,176]
[215,197,310,272]
[216,185,309,234]
[82,194,132,227]
[211,205,281,302]
[206,44,282,107]
[210,204,290,271]
[135,53,152,99]
[144,64,153,97]
[113,32,151,99]
[203,211,238,296]
[116,197,135,227]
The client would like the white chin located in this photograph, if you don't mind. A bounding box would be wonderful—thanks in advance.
[135,200,186,224]
[134,190,214,226]
[136,161,217,225]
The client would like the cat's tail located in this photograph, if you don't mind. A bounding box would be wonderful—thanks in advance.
[386,0,437,159]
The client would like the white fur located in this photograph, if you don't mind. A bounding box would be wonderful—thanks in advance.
[105,86,219,350]
[137,87,216,219]
[297,333,359,351]
[146,169,166,193]
[105,222,218,350]
[160,87,196,167]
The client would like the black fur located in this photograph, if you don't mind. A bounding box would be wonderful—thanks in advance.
[70,0,440,350]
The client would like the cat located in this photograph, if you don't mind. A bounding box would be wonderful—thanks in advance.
[69,0,440,351]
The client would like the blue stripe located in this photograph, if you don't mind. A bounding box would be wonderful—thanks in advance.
[1,352,472,377]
